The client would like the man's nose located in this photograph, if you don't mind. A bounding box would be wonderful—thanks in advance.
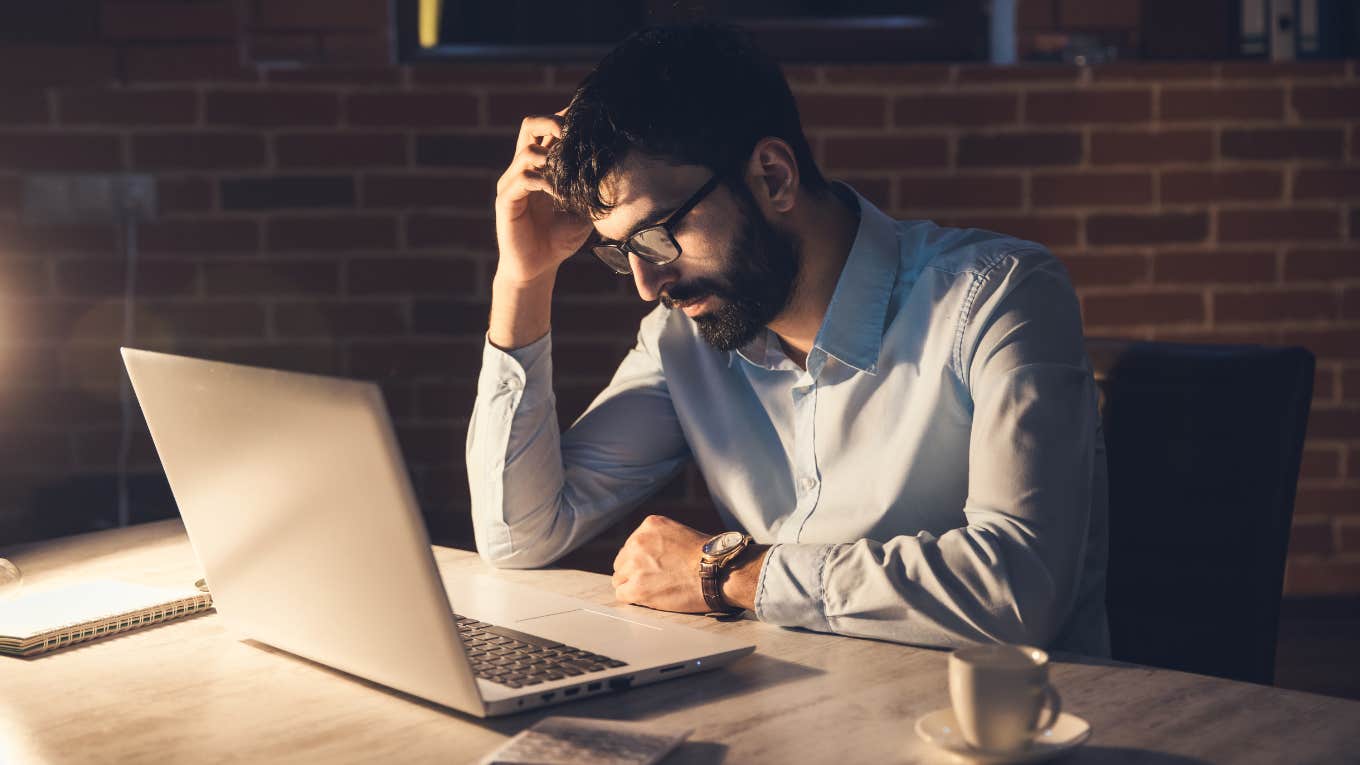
[630,255,677,303]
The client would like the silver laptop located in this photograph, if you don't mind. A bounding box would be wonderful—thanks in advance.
[121,347,754,718]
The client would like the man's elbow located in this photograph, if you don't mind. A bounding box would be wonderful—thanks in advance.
[988,578,1066,648]
[474,541,560,570]
[469,500,570,570]
[473,527,569,570]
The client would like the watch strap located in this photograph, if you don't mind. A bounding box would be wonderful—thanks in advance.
[699,536,749,615]
[700,560,736,613]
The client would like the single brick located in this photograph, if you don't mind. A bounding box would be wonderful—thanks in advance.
[205,91,340,127]
[1160,170,1284,204]
[1153,250,1276,285]
[139,220,259,254]
[276,132,408,168]
[897,175,1023,209]
[1031,172,1153,206]
[346,257,478,295]
[273,300,408,337]
[1160,87,1284,121]
[203,260,341,296]
[1292,86,1360,119]
[123,43,255,83]
[0,133,122,172]
[1220,128,1344,160]
[1082,291,1206,326]
[220,176,356,211]
[893,93,1017,127]
[1090,130,1213,164]
[958,132,1082,167]
[824,136,949,169]
[416,134,513,169]
[1218,208,1340,242]
[58,89,197,125]
[1087,212,1208,245]
[1214,287,1339,323]
[348,92,479,128]
[132,133,266,170]
[267,215,397,251]
[1025,89,1152,124]
[362,174,493,208]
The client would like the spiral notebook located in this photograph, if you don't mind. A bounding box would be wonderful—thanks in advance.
[0,579,214,657]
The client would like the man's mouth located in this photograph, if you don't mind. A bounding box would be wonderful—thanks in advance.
[667,295,713,317]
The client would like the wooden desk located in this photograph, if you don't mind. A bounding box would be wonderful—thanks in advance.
[2,520,1358,764]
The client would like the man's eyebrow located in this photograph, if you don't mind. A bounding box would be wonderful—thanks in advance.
[597,204,678,244]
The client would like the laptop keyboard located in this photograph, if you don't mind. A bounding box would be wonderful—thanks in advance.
[454,614,627,689]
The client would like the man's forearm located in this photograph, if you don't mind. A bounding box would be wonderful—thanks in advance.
[721,544,771,612]
[488,268,556,350]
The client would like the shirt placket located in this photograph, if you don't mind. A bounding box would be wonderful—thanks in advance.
[780,361,823,543]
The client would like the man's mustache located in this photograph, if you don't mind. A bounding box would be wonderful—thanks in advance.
[661,277,729,308]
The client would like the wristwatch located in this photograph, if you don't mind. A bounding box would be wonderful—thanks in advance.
[699,531,752,616]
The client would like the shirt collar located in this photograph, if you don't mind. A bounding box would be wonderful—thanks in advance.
[733,183,900,376]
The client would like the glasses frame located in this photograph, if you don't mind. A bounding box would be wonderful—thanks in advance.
[590,172,725,275]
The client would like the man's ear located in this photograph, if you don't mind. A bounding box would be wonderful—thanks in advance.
[746,137,800,215]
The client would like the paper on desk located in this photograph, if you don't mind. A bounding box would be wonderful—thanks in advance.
[0,579,203,639]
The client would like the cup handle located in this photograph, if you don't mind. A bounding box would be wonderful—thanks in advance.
[1036,684,1062,732]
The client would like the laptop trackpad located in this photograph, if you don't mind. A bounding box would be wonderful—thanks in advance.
[515,608,665,659]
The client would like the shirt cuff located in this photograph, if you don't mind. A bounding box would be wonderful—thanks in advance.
[478,331,553,408]
[754,542,847,633]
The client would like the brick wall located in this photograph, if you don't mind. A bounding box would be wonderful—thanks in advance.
[0,1,1356,594]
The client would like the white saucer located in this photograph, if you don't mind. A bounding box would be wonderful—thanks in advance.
[914,708,1091,764]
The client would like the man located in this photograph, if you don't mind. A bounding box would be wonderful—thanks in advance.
[467,22,1109,655]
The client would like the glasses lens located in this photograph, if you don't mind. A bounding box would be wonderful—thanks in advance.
[628,226,680,265]
[592,244,631,275]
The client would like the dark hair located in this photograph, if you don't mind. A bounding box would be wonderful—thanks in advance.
[547,22,827,219]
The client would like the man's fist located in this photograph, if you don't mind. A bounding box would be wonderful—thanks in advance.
[611,515,711,613]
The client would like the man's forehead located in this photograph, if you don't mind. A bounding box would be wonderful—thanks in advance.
[594,154,710,239]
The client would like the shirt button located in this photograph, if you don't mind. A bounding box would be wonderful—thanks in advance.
[798,476,817,493]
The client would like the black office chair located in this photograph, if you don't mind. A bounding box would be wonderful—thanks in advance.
[1086,338,1314,686]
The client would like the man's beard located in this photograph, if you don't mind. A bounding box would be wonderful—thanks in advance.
[660,187,801,352]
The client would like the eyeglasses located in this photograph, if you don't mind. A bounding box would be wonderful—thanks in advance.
[591,173,724,275]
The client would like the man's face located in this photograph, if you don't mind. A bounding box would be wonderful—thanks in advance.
[592,154,801,351]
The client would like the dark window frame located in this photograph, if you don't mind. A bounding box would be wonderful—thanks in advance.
[393,0,988,64]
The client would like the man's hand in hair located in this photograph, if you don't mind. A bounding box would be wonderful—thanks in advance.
[493,111,593,286]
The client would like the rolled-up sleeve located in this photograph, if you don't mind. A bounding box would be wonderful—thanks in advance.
[755,251,1100,649]
[466,307,691,569]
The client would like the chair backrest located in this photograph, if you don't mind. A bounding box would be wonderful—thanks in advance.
[1086,338,1314,686]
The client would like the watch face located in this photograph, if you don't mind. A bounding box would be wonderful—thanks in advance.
[704,531,745,556]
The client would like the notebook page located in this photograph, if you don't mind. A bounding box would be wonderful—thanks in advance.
[0,579,203,640]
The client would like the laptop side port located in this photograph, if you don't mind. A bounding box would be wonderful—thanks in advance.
[659,663,685,674]
[608,676,633,691]
[564,687,580,697]
[586,682,602,692]
[541,692,556,702]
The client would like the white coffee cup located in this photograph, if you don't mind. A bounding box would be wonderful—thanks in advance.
[948,644,1062,753]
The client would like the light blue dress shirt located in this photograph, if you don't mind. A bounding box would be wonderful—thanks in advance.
[467,186,1110,657]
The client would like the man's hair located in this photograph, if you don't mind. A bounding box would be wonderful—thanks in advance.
[547,22,827,220]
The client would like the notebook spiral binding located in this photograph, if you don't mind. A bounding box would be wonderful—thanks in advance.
[1,592,215,657]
